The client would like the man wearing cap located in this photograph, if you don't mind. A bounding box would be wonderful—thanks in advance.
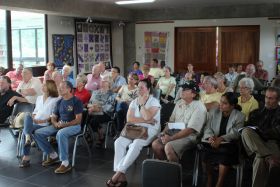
[152,81,207,162]
[34,81,83,174]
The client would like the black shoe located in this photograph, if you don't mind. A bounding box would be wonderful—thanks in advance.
[19,160,30,168]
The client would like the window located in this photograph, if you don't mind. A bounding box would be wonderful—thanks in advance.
[11,11,45,68]
[0,10,7,68]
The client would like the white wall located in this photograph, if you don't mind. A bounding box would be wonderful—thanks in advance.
[47,15,76,75]
[135,18,278,80]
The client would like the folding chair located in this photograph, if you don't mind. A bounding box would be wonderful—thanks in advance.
[142,159,182,187]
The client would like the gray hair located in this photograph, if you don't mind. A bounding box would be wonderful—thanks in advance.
[76,73,87,85]
[204,76,218,89]
[239,77,254,92]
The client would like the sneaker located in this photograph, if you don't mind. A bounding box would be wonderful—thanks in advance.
[54,164,71,174]
[19,160,30,168]
[42,157,59,167]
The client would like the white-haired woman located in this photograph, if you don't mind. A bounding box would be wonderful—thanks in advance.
[74,73,91,106]
[214,72,233,94]
[237,77,259,121]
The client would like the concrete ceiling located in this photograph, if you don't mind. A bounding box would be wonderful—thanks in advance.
[85,0,280,10]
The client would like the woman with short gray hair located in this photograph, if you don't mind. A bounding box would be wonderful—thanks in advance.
[237,77,259,121]
[74,73,91,106]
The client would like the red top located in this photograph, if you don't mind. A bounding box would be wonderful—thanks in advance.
[74,88,91,105]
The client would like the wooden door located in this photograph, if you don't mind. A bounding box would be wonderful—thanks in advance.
[175,27,217,74]
[219,26,260,73]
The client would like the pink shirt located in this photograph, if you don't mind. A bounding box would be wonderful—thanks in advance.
[85,74,101,91]
[6,70,23,90]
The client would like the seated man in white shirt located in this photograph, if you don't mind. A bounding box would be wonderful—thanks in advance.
[15,68,43,104]
[152,81,207,162]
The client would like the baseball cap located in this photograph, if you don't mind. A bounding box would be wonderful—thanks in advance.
[180,80,200,93]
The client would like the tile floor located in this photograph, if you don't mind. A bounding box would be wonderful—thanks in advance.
[0,128,249,187]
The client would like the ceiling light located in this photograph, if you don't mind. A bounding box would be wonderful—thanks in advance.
[116,0,155,5]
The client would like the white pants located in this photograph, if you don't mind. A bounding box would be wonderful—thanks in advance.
[114,132,156,173]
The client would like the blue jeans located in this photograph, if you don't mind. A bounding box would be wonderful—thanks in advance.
[21,114,45,156]
[34,125,81,161]
[116,102,129,131]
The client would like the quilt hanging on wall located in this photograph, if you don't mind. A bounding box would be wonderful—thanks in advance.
[76,22,111,73]
[144,31,169,64]
[52,34,74,68]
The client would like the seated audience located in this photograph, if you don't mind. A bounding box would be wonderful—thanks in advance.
[85,64,101,91]
[62,64,75,86]
[200,76,221,111]
[0,76,27,124]
[130,61,142,75]
[74,74,91,106]
[115,73,138,138]
[106,79,160,187]
[236,64,246,75]
[254,60,268,81]
[52,71,63,87]
[201,92,245,187]
[233,64,265,93]
[99,61,111,80]
[237,77,259,121]
[19,80,59,168]
[43,62,55,82]
[111,66,126,93]
[241,87,280,187]
[156,66,176,103]
[87,79,116,147]
[149,58,164,80]
[152,81,207,162]
[16,68,42,104]
[174,72,194,103]
[214,72,233,94]
[224,64,238,88]
[6,64,23,90]
[34,81,83,174]
[138,64,154,85]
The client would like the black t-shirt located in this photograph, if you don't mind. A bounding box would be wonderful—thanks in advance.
[0,90,22,123]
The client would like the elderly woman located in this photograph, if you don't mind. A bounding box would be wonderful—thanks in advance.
[237,77,259,121]
[62,64,75,86]
[87,79,116,147]
[115,73,139,138]
[201,92,245,187]
[201,76,222,111]
[156,66,176,103]
[139,64,154,85]
[74,73,91,106]
[214,72,233,94]
[19,80,59,167]
[106,79,161,187]
[43,62,56,82]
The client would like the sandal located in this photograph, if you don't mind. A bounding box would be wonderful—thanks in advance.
[19,160,30,168]
[106,178,117,187]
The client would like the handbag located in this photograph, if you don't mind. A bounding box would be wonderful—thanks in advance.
[9,112,26,129]
[121,123,148,140]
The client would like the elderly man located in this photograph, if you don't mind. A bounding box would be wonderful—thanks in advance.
[200,76,221,111]
[233,64,265,93]
[85,64,101,91]
[0,76,27,124]
[152,81,207,162]
[6,64,23,90]
[34,81,83,174]
[254,60,269,81]
[241,87,280,187]
[111,66,126,93]
[98,61,111,80]
[16,68,42,104]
